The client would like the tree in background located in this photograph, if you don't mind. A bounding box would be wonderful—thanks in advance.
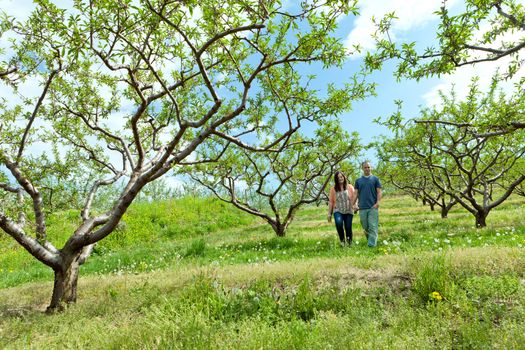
[496,156,525,198]
[377,81,525,227]
[0,0,373,311]
[376,153,457,218]
[188,123,361,237]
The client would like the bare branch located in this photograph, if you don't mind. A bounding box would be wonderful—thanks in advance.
[416,119,471,128]
[81,171,125,221]
[2,153,48,242]
[16,70,58,163]
[457,41,525,66]
[0,211,60,268]
[0,67,17,78]
[494,2,525,30]
[0,183,20,193]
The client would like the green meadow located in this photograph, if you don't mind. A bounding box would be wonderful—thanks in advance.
[1,194,524,349]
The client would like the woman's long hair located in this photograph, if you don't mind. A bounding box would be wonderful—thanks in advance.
[333,171,347,192]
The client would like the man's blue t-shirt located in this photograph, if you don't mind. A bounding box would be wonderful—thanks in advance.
[355,175,382,209]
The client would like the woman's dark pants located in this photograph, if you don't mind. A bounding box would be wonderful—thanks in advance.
[333,212,353,244]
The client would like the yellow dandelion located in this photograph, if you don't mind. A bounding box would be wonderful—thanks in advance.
[429,291,443,301]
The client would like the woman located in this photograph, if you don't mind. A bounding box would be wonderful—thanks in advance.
[327,171,355,246]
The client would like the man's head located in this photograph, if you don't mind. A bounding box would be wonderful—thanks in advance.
[361,161,372,176]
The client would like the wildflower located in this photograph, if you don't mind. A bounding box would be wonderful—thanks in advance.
[429,291,443,301]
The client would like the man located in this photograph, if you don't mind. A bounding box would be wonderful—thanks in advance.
[353,161,382,247]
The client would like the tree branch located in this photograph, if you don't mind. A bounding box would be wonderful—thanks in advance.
[17,70,58,163]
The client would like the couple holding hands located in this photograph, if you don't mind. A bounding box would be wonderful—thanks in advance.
[327,161,382,247]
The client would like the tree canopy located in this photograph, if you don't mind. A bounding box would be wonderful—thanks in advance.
[369,0,525,80]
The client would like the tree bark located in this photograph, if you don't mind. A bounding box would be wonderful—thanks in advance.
[269,221,287,237]
[475,210,488,228]
[440,206,449,219]
[46,255,81,313]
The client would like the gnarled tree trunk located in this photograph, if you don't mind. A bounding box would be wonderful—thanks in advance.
[475,210,489,228]
[440,206,449,219]
[269,220,288,237]
[47,253,81,313]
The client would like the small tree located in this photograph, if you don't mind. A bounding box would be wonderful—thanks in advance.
[375,157,457,218]
[188,123,361,236]
[0,0,372,311]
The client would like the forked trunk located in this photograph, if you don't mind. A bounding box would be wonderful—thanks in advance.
[46,257,80,313]
[270,221,287,237]
[275,227,286,237]
[475,210,488,228]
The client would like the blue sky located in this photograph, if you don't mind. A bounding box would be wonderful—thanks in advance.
[326,0,524,163]
[1,0,523,170]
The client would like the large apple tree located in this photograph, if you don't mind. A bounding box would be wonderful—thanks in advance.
[0,0,372,311]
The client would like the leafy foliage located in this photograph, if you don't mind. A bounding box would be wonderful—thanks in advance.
[369,0,525,80]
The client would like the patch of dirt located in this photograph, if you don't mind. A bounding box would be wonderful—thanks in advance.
[313,266,413,296]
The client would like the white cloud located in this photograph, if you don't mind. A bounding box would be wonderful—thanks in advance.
[0,0,35,20]
[344,0,460,56]
[0,75,43,107]
[423,23,525,107]
[423,62,525,109]
[0,0,75,20]
[163,174,185,190]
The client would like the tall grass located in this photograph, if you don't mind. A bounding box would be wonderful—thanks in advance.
[0,193,524,349]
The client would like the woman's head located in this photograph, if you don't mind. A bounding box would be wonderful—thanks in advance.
[334,171,347,191]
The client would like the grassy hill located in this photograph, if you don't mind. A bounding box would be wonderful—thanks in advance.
[1,194,524,349]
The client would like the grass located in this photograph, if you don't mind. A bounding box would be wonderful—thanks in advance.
[0,193,524,349]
